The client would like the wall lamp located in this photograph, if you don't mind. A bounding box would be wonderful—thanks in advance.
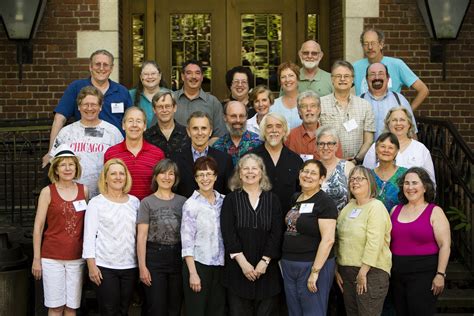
[0,0,47,83]
[416,0,471,80]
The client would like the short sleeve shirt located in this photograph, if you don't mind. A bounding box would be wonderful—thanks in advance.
[298,68,333,97]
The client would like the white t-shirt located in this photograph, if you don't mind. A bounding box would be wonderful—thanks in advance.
[52,121,123,197]
[82,194,140,269]
[363,139,436,185]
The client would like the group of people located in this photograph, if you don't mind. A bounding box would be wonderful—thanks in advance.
[31,27,450,316]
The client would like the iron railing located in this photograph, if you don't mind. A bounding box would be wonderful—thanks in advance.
[417,117,474,272]
[0,119,51,227]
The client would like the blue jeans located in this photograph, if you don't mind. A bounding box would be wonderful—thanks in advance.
[281,258,336,316]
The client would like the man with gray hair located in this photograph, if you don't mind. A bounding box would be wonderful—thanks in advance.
[212,100,262,166]
[286,90,343,161]
[297,40,333,97]
[42,49,132,167]
[253,112,303,213]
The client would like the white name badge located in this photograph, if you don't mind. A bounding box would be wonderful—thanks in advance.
[349,208,362,218]
[111,102,124,114]
[343,119,358,132]
[300,154,314,162]
[299,203,314,214]
[73,200,87,212]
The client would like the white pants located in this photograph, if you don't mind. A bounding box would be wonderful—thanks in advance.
[41,258,85,309]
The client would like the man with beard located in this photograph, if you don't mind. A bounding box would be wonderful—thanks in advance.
[171,111,233,197]
[285,90,343,161]
[354,28,429,110]
[361,63,417,139]
[296,40,333,97]
[212,101,262,166]
[174,60,226,142]
[320,60,375,164]
[253,112,303,213]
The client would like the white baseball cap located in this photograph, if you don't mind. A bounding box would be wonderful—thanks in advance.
[50,144,76,162]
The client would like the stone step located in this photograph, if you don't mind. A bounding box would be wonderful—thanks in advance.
[446,262,474,281]
[437,288,474,309]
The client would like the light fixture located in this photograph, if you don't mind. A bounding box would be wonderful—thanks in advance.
[0,0,47,82]
[416,0,471,80]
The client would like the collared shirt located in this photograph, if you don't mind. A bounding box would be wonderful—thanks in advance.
[143,121,190,157]
[269,97,302,129]
[181,190,225,266]
[104,140,165,200]
[174,88,226,138]
[246,114,261,136]
[212,130,262,166]
[353,56,419,96]
[191,146,209,162]
[129,87,170,128]
[362,91,418,139]
[298,67,333,97]
[320,93,375,158]
[285,124,344,161]
[54,78,132,135]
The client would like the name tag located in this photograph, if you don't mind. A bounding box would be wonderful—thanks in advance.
[111,102,124,114]
[300,154,313,162]
[349,208,362,218]
[299,203,314,214]
[343,119,358,132]
[73,200,87,212]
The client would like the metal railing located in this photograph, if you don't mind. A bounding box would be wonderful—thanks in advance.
[417,117,474,272]
[0,119,51,227]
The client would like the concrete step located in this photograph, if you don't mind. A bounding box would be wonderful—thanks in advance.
[437,288,474,309]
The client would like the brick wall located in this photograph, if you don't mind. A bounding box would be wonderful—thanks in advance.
[0,0,99,119]
[364,0,474,147]
[329,0,344,65]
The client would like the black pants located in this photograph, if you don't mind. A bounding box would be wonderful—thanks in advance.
[391,254,438,316]
[182,261,225,316]
[227,292,279,316]
[143,243,183,316]
[95,266,138,316]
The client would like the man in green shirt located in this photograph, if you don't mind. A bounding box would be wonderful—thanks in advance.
[298,40,333,97]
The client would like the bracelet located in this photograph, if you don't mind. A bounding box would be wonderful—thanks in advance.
[436,271,446,278]
[311,266,321,274]
[261,257,270,265]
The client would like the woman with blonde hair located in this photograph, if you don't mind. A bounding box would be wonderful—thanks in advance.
[83,158,140,316]
[247,85,274,135]
[32,144,88,315]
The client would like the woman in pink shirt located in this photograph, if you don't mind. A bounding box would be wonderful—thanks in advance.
[390,167,451,316]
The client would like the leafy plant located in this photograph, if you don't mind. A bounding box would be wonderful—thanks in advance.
[446,206,472,231]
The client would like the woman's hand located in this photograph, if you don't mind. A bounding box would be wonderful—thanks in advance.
[335,271,344,293]
[189,272,202,293]
[356,273,368,295]
[239,260,258,281]
[88,263,103,286]
[255,260,268,278]
[139,266,152,287]
[307,272,319,293]
[31,258,42,280]
[431,274,445,295]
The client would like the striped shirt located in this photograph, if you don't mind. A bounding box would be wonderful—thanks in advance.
[104,140,164,200]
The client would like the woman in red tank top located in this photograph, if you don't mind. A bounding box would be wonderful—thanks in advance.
[390,167,450,316]
[32,144,89,315]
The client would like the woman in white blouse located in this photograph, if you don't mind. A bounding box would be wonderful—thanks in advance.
[181,156,226,316]
[247,85,274,136]
[83,158,140,316]
[363,106,436,186]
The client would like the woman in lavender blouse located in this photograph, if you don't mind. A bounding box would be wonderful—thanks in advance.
[181,156,226,316]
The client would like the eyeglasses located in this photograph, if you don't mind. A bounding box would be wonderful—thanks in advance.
[301,51,321,57]
[299,103,319,110]
[155,104,174,111]
[317,141,337,149]
[92,62,112,70]
[332,74,352,80]
[300,169,319,177]
[349,176,367,183]
[195,172,215,179]
[232,79,248,86]
[367,72,386,79]
[362,41,380,48]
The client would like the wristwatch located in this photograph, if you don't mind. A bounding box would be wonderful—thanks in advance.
[436,271,446,278]
[311,266,321,274]
[261,257,270,265]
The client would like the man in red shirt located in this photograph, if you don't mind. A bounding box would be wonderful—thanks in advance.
[285,90,343,161]
[104,106,164,200]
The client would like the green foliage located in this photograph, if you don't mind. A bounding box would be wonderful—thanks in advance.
[446,206,472,231]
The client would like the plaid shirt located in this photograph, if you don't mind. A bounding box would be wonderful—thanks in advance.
[320,93,375,158]
[211,130,262,166]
